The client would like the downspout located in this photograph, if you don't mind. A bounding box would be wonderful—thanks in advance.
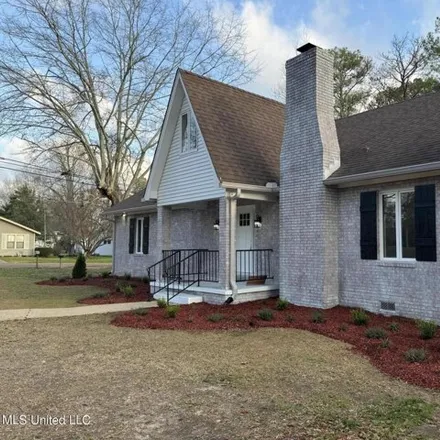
[228,188,241,298]
[111,216,118,275]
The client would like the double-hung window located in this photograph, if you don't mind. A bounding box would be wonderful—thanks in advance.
[380,189,415,259]
[181,113,197,152]
[6,234,25,249]
[128,216,150,255]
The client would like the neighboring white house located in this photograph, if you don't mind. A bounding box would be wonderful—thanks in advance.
[0,216,39,257]
[94,239,113,256]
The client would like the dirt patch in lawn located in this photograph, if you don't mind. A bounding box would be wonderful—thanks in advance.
[37,276,153,304]
[112,298,440,390]
[1,315,440,440]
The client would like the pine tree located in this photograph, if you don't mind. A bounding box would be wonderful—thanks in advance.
[72,254,87,279]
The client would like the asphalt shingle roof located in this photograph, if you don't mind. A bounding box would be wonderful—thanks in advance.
[108,71,440,213]
[180,70,285,186]
[332,92,440,177]
[104,190,156,214]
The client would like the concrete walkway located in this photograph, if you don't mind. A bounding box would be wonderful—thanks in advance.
[0,301,157,322]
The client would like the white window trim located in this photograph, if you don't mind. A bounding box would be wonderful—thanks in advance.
[379,188,415,261]
[180,112,198,154]
[5,234,25,250]
[135,218,144,255]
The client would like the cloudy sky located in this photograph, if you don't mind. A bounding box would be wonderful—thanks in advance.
[1,0,439,174]
[233,0,440,97]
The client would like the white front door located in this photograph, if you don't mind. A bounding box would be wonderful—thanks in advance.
[236,205,255,279]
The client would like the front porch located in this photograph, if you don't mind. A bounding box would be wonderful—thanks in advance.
[150,193,279,304]
[148,248,278,304]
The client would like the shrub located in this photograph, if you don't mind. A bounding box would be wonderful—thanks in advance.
[115,281,124,292]
[276,298,289,311]
[285,314,295,323]
[58,277,67,282]
[49,276,57,282]
[157,298,167,308]
[388,322,400,332]
[257,309,273,321]
[142,276,150,284]
[417,320,437,340]
[339,323,348,332]
[351,309,369,326]
[101,271,111,278]
[83,276,89,282]
[35,247,53,258]
[123,272,132,280]
[207,313,224,323]
[92,292,107,299]
[365,327,388,339]
[121,285,134,298]
[311,310,325,324]
[72,254,87,279]
[133,308,149,316]
[380,338,391,349]
[165,305,180,318]
[405,348,427,363]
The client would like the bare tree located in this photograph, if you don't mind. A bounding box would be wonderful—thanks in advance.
[0,0,255,204]
[370,34,433,108]
[35,146,112,255]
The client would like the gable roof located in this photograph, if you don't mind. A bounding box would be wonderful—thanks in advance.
[179,70,284,186]
[331,92,440,179]
[0,216,40,234]
[111,71,440,215]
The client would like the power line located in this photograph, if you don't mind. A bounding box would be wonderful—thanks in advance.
[0,164,96,187]
[0,156,96,184]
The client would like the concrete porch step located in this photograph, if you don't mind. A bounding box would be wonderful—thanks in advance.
[153,291,203,305]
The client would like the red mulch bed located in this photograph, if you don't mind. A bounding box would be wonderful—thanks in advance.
[111,298,440,390]
[36,277,153,304]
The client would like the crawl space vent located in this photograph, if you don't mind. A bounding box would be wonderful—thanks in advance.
[380,301,396,311]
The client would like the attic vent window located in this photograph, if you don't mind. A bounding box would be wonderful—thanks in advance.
[181,113,198,153]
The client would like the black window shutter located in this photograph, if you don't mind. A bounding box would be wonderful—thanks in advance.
[415,184,436,262]
[360,191,377,260]
[142,217,150,255]
[128,218,136,254]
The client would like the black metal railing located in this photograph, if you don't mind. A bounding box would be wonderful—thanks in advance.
[236,249,273,282]
[162,249,218,283]
[147,249,219,303]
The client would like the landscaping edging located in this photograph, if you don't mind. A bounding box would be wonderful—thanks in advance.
[111,298,440,390]
[37,276,153,304]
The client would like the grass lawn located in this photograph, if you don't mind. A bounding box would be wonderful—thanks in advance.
[0,255,112,264]
[0,316,440,439]
[0,267,109,309]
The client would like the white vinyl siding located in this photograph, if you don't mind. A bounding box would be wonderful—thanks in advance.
[158,96,224,206]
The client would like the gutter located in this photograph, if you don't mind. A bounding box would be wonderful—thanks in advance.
[325,161,440,187]
[103,205,157,217]
[221,181,279,193]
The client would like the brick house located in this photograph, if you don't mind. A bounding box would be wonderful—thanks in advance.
[106,43,440,321]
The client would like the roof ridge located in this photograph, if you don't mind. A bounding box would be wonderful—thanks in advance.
[337,90,440,122]
[178,69,285,107]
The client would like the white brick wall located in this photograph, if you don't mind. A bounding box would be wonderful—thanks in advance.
[339,177,440,322]
[280,46,339,308]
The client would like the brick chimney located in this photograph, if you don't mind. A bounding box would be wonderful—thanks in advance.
[279,43,340,308]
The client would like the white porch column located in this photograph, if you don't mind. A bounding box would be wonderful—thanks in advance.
[157,205,171,261]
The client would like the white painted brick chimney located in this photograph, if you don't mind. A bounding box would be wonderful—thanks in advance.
[279,44,340,308]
